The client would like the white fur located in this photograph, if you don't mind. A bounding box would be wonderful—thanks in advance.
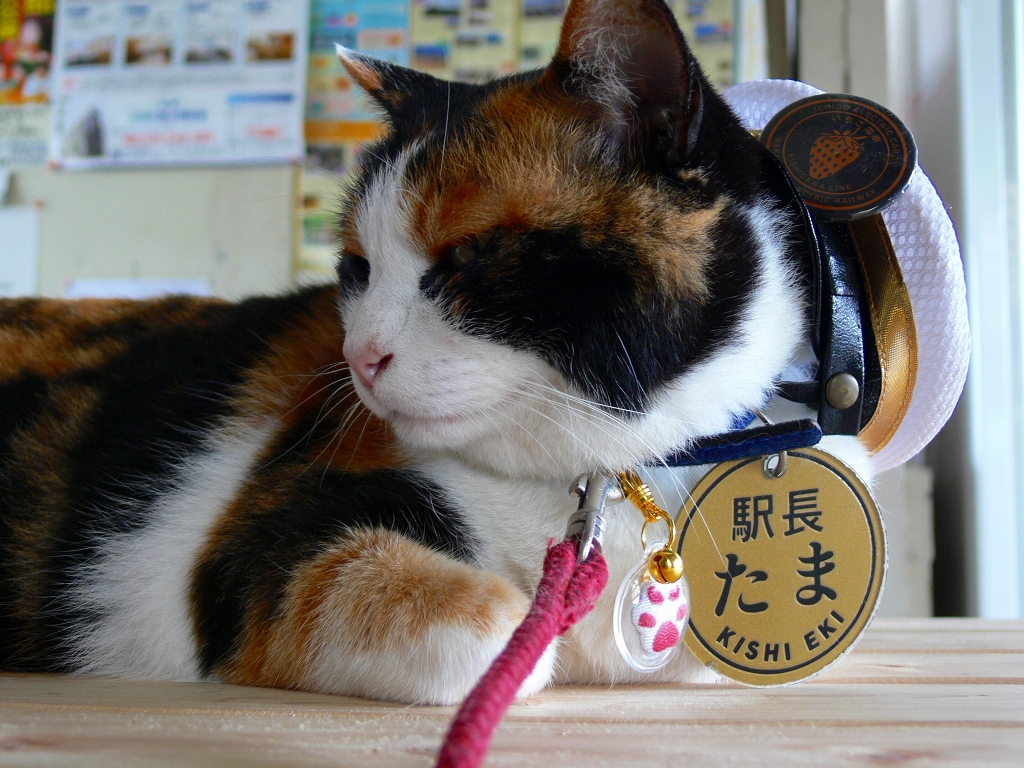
[66,420,276,680]
[568,10,638,118]
[301,603,558,705]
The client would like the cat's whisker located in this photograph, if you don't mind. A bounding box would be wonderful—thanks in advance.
[516,376,643,421]
[294,398,366,479]
[342,403,377,473]
[440,79,451,179]
[477,403,560,466]
[320,402,369,483]
[324,392,366,440]
[510,387,663,453]
[260,379,360,475]
[297,374,358,436]
[516,373,660,418]
[361,149,403,177]
[501,395,649,467]
[614,330,648,407]
[264,371,356,434]
[517,389,639,442]
[512,388,713,478]
[508,398,644,464]
[285,376,355,421]
[641,460,725,565]
[517,377,701,428]
[301,360,352,377]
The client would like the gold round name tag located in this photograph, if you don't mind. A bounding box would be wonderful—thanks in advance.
[678,448,886,686]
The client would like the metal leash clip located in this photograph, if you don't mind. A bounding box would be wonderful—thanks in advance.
[565,471,624,561]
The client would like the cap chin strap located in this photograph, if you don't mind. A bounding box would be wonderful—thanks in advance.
[763,142,881,436]
[657,143,883,469]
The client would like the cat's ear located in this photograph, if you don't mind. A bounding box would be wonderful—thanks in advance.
[336,46,450,130]
[544,0,703,167]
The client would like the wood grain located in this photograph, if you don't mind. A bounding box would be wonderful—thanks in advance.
[0,619,1021,767]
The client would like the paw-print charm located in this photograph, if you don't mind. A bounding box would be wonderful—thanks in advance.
[630,579,689,655]
[614,548,691,672]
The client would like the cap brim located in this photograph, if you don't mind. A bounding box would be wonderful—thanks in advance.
[723,79,969,471]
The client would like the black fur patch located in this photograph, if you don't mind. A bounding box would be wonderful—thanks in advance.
[337,253,370,298]
[0,374,51,667]
[420,202,763,413]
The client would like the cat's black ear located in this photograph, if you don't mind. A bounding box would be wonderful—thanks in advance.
[336,46,451,131]
[544,0,703,167]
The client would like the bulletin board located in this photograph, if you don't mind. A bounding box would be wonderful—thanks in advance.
[48,0,310,168]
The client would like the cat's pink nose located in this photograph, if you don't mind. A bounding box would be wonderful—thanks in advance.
[346,345,393,389]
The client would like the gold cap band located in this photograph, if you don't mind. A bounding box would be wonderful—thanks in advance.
[849,214,918,454]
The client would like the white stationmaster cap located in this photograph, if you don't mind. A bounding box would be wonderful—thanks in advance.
[724,79,970,472]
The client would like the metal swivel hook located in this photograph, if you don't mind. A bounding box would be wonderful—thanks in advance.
[566,472,624,561]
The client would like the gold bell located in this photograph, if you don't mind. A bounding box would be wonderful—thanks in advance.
[648,547,684,584]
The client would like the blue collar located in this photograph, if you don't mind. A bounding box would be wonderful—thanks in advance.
[658,412,822,468]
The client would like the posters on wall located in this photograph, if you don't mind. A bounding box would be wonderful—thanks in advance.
[672,0,735,91]
[295,157,342,280]
[0,0,54,165]
[409,0,516,84]
[306,0,407,142]
[518,0,562,71]
[48,0,310,168]
[734,0,767,84]
[300,0,410,280]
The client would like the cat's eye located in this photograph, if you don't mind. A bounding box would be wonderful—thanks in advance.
[339,252,370,286]
[448,230,496,269]
[450,243,476,268]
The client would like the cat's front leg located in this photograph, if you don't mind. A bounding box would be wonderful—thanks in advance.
[206,528,553,704]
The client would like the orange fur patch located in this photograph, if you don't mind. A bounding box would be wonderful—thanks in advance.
[220,528,527,689]
[337,50,383,93]
[402,82,721,300]
[0,297,226,381]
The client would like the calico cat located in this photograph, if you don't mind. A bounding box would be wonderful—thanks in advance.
[0,0,868,704]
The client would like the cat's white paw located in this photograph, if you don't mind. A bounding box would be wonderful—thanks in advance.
[219,529,546,706]
[516,638,558,699]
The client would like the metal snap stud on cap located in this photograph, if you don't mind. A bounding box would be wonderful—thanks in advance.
[826,373,860,410]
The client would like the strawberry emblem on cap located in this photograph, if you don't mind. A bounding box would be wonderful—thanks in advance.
[809,130,866,179]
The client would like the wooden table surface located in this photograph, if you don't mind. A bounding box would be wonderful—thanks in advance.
[0,618,1021,767]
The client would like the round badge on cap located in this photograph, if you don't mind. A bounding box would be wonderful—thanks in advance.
[759,94,917,220]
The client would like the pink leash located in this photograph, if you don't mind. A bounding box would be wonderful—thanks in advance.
[435,539,609,768]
